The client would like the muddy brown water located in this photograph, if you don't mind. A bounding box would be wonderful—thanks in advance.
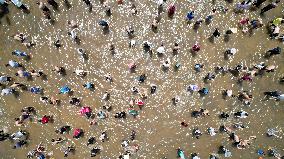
[0,0,284,159]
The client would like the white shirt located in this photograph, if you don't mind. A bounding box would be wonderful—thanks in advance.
[157,46,165,54]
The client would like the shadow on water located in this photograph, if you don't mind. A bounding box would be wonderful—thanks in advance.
[103,27,110,35]
[224,34,230,42]
[208,35,215,43]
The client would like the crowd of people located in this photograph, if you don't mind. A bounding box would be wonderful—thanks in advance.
[0,0,284,158]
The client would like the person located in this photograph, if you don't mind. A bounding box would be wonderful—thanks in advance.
[39,115,51,124]
[80,106,92,118]
[172,96,180,105]
[74,69,87,77]
[13,33,26,42]
[138,74,146,83]
[220,112,230,119]
[64,145,75,157]
[130,4,137,15]
[177,148,186,159]
[69,97,80,106]
[172,43,180,54]
[162,58,170,69]
[0,130,9,141]
[192,43,200,52]
[105,73,112,82]
[224,89,233,97]
[188,84,199,92]
[193,128,202,139]
[151,19,158,31]
[150,84,157,94]
[13,140,27,149]
[30,86,42,94]
[47,0,58,10]
[226,48,237,56]
[125,26,134,36]
[199,87,209,95]
[77,48,87,62]
[186,11,194,21]
[128,62,136,71]
[37,2,52,20]
[131,86,139,93]
[1,88,14,95]
[130,130,136,140]
[205,9,216,24]
[208,127,217,136]
[99,131,107,142]
[219,146,232,157]
[234,111,248,118]
[157,44,165,55]
[213,28,220,37]
[194,64,203,72]
[99,20,109,28]
[87,137,96,146]
[73,128,84,139]
[51,137,64,144]
[15,69,31,78]
[102,92,110,100]
[263,65,276,72]
[0,75,12,83]
[266,47,281,57]
[82,0,92,11]
[97,110,108,119]
[55,126,71,134]
[253,0,266,8]
[205,73,216,80]
[40,96,49,103]
[91,147,101,157]
[30,70,44,77]
[181,122,188,127]
[167,3,176,16]
[52,66,65,75]
[250,18,263,29]
[5,60,22,68]
[83,82,94,90]
[12,50,28,58]
[114,111,126,119]
[264,91,281,98]
[260,2,278,14]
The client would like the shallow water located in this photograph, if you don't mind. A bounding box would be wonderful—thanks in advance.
[0,0,284,159]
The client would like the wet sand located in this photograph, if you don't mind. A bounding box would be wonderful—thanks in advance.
[0,0,284,158]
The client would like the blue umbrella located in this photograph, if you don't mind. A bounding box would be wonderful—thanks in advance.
[60,86,71,94]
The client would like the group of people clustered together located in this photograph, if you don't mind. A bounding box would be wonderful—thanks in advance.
[0,0,284,159]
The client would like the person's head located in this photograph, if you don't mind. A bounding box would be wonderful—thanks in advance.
[51,139,55,142]
[174,43,178,46]
[15,73,19,76]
